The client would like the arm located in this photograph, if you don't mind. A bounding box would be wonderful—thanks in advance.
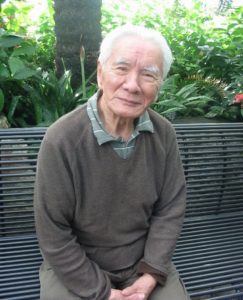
[137,126,186,280]
[34,134,111,300]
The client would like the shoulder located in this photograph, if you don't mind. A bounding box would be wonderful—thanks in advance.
[44,104,90,147]
[148,108,176,137]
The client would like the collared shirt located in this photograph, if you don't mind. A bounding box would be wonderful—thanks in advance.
[87,93,154,159]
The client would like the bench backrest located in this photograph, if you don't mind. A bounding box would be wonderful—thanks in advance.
[0,123,243,238]
[175,123,243,218]
[0,128,46,237]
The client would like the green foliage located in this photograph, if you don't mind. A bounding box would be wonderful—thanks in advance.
[19,69,96,127]
[31,0,55,70]
[0,30,95,127]
[1,0,243,126]
[0,32,39,125]
[152,74,214,120]
[1,0,55,69]
[0,0,95,127]
[102,0,243,121]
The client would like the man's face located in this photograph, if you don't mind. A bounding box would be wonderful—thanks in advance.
[97,36,163,120]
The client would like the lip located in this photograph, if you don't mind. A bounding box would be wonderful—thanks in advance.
[116,97,140,106]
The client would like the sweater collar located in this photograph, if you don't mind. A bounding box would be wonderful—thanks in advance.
[86,92,154,145]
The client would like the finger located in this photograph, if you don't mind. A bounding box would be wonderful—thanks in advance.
[126,293,146,300]
[122,286,136,296]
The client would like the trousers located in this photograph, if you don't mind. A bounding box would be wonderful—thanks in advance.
[39,261,190,300]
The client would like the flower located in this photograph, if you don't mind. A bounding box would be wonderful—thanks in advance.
[233,94,243,118]
[234,94,243,104]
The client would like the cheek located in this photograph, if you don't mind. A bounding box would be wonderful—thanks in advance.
[144,86,159,104]
[99,71,122,91]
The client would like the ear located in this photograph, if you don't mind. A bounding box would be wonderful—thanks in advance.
[97,61,103,89]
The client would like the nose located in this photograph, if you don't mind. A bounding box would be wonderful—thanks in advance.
[122,72,141,94]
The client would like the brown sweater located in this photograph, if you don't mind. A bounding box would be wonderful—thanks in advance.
[34,104,186,299]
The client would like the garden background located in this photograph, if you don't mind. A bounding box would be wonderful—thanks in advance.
[0,0,242,127]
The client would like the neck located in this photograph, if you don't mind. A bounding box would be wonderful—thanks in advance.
[98,100,134,141]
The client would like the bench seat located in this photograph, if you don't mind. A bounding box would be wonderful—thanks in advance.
[0,123,243,300]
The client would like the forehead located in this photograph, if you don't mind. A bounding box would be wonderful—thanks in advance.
[108,36,163,68]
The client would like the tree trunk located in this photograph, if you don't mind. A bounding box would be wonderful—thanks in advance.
[54,0,102,89]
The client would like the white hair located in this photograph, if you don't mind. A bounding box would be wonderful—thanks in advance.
[98,24,173,80]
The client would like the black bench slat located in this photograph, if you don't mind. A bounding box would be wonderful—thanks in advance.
[0,192,34,199]
[188,272,243,284]
[189,285,243,298]
[0,260,42,270]
[204,292,243,300]
[0,214,34,221]
[189,279,243,293]
[1,280,40,291]
[0,198,34,203]
[0,272,39,282]
[0,166,36,172]
[182,269,243,284]
[0,288,40,300]
[1,257,42,266]
[0,123,242,300]
[0,173,35,179]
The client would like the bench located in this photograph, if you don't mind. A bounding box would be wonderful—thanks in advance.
[0,123,243,300]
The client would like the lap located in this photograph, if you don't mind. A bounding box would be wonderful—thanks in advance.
[39,261,190,300]
[39,262,81,300]
[148,263,190,300]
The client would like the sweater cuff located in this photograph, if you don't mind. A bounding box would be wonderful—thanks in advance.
[137,261,167,286]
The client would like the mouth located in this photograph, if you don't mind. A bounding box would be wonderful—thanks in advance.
[116,97,141,106]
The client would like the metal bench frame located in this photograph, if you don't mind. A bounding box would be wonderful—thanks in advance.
[0,123,243,300]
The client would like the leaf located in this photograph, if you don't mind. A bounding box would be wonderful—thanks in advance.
[12,43,36,57]
[8,57,36,80]
[13,68,37,80]
[0,64,10,78]
[0,89,4,112]
[0,35,23,48]
[176,84,198,98]
[8,57,25,75]
[161,106,185,115]
[8,96,21,122]
[0,49,8,59]
[183,96,211,105]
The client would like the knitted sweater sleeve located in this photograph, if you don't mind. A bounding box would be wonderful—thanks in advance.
[137,122,186,280]
[34,133,111,300]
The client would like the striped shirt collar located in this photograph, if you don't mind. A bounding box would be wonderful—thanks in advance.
[87,92,154,145]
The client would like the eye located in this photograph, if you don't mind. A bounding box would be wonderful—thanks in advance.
[117,66,128,71]
[113,64,129,75]
[144,73,154,78]
[142,72,157,82]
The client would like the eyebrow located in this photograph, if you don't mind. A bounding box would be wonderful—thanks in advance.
[113,58,161,76]
[143,65,161,77]
[112,58,130,66]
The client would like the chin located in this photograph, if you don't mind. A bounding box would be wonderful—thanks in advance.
[110,103,145,119]
[119,112,142,119]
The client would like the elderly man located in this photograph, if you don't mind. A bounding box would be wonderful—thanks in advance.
[34,25,189,300]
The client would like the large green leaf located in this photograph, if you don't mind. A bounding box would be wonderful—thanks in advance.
[176,84,198,98]
[0,48,8,59]
[8,57,36,80]
[8,57,25,74]
[0,35,23,48]
[12,43,36,57]
[12,68,37,80]
[0,64,10,78]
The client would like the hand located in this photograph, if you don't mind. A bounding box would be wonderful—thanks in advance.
[121,273,157,300]
[109,288,146,300]
[108,289,125,300]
